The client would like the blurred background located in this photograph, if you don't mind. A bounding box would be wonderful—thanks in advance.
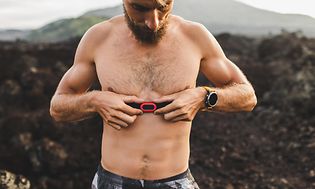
[0,0,315,188]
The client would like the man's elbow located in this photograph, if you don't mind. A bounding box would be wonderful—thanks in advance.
[49,97,64,122]
[244,91,257,112]
[50,106,62,122]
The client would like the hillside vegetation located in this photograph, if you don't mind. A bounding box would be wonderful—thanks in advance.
[27,16,106,43]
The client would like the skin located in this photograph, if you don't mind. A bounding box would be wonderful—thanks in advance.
[50,0,257,180]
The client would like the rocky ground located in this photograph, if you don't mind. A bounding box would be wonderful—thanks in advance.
[0,32,315,189]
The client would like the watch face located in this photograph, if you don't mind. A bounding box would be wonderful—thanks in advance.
[208,92,218,106]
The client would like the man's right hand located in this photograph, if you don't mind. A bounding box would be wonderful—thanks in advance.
[91,91,144,130]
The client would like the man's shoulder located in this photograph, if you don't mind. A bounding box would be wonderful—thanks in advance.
[84,15,123,38]
[171,15,221,57]
[78,15,124,48]
[171,16,202,28]
[171,15,212,41]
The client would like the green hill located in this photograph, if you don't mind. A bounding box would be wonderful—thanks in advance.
[19,0,315,43]
[85,0,315,37]
[26,16,106,43]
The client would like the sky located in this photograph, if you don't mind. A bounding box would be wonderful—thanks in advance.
[0,0,314,30]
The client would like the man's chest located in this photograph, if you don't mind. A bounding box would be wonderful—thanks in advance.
[94,40,201,95]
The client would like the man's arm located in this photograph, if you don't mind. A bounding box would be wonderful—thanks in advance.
[50,24,99,122]
[154,22,256,122]
[50,23,143,129]
[197,24,257,112]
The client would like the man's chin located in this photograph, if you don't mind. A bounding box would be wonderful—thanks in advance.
[124,11,167,43]
[131,29,166,44]
[134,34,163,44]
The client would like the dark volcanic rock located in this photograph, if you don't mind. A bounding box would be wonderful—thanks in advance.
[27,138,68,173]
[0,33,315,188]
[0,170,31,189]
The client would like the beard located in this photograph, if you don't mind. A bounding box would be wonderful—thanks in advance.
[123,6,169,44]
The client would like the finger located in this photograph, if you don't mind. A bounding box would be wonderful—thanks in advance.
[98,110,110,124]
[99,110,128,129]
[107,122,122,130]
[99,109,124,129]
[153,95,175,104]
[121,95,145,115]
[121,103,143,115]
[170,114,191,122]
[122,95,145,104]
[171,108,199,122]
[108,116,129,128]
[154,101,179,114]
[163,108,186,121]
[113,111,137,125]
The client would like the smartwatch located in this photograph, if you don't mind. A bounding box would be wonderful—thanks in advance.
[202,86,218,110]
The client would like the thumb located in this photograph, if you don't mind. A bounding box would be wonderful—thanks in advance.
[153,94,175,103]
[122,95,145,104]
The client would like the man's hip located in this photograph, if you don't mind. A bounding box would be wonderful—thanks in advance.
[91,164,199,189]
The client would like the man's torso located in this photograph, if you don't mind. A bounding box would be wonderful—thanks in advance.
[93,15,202,180]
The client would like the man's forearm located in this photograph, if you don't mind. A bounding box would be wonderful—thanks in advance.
[206,83,257,112]
[50,91,98,122]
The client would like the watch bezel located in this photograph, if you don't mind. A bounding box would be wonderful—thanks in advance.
[206,92,218,107]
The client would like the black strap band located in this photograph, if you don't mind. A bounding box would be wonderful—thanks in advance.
[126,101,172,110]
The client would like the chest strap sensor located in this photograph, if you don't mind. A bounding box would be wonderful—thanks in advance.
[126,101,172,113]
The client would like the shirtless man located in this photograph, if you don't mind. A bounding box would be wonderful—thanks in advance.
[50,0,257,188]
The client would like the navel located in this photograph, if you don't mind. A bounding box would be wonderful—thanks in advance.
[140,155,150,177]
[108,87,115,92]
[142,155,149,163]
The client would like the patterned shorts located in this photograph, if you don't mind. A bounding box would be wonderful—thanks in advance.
[91,164,200,189]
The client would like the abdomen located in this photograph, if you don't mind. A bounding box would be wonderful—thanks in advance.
[101,113,192,180]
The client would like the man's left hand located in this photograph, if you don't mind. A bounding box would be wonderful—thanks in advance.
[153,87,207,122]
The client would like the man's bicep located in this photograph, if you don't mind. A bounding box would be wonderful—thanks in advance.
[196,26,249,87]
[55,62,97,95]
[200,57,248,87]
[54,25,101,95]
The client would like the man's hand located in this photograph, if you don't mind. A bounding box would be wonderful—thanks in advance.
[92,91,144,130]
[153,87,207,122]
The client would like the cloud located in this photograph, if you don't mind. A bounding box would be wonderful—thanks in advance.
[236,0,315,18]
[0,0,122,29]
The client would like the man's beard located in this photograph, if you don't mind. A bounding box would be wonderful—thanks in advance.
[124,7,168,44]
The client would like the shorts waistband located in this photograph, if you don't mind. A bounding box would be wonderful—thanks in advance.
[97,164,189,183]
